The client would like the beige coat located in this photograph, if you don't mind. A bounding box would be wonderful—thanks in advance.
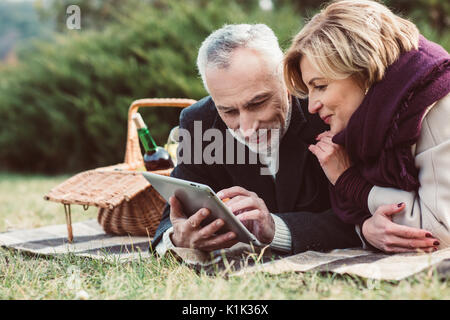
[367,93,450,248]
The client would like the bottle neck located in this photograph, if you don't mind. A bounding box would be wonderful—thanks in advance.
[138,127,158,153]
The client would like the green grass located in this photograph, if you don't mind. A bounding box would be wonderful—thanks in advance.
[0,172,449,300]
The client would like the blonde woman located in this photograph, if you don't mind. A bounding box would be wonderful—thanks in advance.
[284,0,450,253]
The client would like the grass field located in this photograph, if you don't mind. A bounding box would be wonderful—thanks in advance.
[0,172,449,300]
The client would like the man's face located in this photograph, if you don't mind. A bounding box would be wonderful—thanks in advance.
[205,48,289,153]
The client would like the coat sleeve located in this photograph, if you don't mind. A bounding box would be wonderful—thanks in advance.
[275,209,362,254]
[367,93,450,247]
[150,104,227,250]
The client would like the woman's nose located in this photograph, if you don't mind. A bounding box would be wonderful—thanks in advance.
[308,100,323,114]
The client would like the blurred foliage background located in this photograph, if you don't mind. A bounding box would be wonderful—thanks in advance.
[0,0,448,174]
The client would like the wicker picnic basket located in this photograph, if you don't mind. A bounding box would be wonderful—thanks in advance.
[44,98,197,242]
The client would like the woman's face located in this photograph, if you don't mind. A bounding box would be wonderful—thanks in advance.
[300,56,366,134]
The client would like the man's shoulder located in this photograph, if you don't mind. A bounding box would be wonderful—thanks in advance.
[180,96,219,129]
[293,97,329,144]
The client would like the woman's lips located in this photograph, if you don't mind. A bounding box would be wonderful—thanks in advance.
[322,115,332,125]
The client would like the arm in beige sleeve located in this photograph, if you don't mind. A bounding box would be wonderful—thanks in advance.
[367,94,450,247]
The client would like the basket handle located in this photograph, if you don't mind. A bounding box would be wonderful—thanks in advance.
[124,98,197,169]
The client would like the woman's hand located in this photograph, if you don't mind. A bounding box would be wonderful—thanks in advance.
[362,203,440,253]
[308,131,352,185]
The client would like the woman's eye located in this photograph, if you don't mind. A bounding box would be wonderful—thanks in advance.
[315,85,328,91]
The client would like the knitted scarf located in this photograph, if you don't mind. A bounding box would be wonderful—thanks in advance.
[333,35,450,192]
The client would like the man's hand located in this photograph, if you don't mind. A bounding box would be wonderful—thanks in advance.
[217,186,275,244]
[169,196,238,251]
[308,131,352,185]
[362,203,440,253]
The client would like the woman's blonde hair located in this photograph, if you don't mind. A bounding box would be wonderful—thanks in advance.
[284,0,419,98]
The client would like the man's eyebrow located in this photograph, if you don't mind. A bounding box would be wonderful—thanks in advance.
[216,105,235,111]
[216,93,272,111]
[243,93,272,108]
[308,77,325,85]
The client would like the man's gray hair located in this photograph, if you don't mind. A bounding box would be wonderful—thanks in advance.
[197,24,284,93]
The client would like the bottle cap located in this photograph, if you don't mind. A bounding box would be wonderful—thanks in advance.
[168,126,180,143]
[132,112,147,129]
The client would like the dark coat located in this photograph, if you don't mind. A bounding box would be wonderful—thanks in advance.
[151,96,361,254]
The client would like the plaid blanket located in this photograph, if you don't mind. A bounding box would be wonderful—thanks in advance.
[1,219,449,280]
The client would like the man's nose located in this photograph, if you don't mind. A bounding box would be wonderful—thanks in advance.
[239,113,258,138]
[308,100,323,114]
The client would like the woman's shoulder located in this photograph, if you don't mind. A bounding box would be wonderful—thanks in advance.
[416,93,450,154]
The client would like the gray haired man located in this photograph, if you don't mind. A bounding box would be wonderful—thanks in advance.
[151,24,362,255]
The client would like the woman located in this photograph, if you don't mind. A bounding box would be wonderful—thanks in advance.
[284,0,450,253]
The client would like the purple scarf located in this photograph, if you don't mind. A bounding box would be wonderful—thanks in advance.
[330,35,450,225]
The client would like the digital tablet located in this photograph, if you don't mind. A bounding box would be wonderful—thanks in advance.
[142,172,263,247]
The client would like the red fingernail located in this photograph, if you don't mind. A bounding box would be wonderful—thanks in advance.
[434,241,440,246]
[426,233,433,238]
[397,202,404,207]
[434,247,438,252]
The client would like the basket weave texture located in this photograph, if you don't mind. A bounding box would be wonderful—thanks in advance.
[44,98,196,239]
[45,169,171,236]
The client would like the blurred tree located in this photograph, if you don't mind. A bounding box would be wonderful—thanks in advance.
[274,0,449,33]
[384,0,449,33]
[0,0,301,173]
[0,0,447,174]
[0,1,52,61]
[35,0,134,32]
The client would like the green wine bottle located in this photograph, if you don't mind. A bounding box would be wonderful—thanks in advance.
[132,112,174,171]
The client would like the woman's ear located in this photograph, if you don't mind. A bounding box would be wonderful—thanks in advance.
[352,73,369,94]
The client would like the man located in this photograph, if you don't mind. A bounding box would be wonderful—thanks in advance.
[151,23,362,255]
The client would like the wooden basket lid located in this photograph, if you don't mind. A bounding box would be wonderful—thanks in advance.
[44,168,171,210]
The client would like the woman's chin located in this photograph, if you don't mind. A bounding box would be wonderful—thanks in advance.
[329,122,346,135]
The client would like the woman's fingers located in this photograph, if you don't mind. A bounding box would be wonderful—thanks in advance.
[374,203,440,245]
[316,140,334,153]
[386,221,435,240]
[318,135,334,146]
[308,144,320,157]
[375,203,405,218]
[309,143,327,157]
[316,131,333,140]
[385,235,439,250]
[376,203,438,240]
[309,142,333,162]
